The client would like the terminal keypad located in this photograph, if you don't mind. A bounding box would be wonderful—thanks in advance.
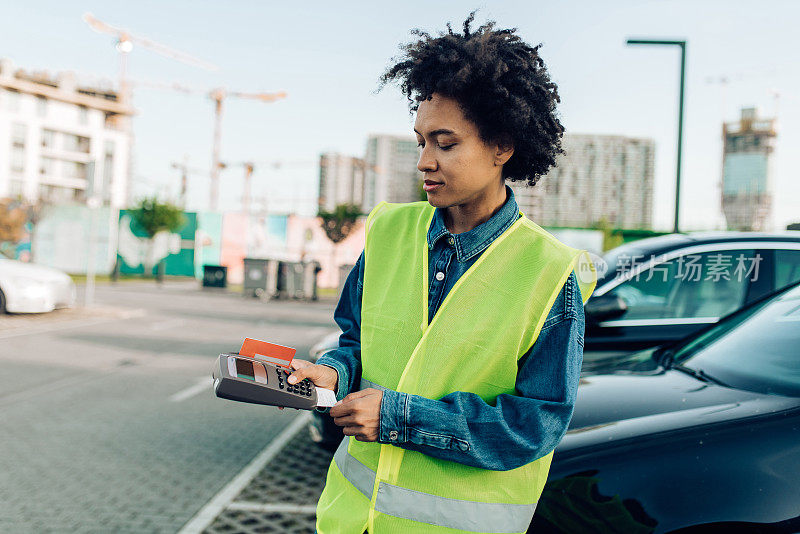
[276,367,313,396]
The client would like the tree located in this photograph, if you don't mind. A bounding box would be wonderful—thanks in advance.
[318,204,362,289]
[129,196,185,238]
[128,197,185,282]
[318,204,362,244]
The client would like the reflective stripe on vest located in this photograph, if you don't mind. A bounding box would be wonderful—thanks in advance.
[333,435,538,533]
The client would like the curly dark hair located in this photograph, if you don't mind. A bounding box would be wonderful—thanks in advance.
[378,11,564,187]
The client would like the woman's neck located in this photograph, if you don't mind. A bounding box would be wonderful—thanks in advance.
[444,183,508,234]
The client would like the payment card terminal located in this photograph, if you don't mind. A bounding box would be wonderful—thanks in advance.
[212,353,336,410]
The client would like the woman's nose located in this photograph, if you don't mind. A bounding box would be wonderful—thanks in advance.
[417,146,437,173]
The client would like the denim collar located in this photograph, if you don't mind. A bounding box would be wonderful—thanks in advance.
[427,184,520,262]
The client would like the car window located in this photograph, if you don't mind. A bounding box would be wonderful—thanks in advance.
[606,257,676,320]
[775,249,800,291]
[608,249,758,320]
[676,283,800,397]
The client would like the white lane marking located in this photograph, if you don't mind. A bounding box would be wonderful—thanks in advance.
[226,501,317,514]
[169,377,212,402]
[177,412,311,534]
[0,309,146,340]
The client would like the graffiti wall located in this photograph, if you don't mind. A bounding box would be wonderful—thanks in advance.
[219,213,288,284]
[24,204,364,287]
[195,211,223,279]
[33,205,118,275]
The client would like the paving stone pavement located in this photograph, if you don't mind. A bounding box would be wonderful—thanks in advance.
[201,427,336,534]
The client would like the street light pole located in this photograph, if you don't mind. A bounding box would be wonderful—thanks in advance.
[626,39,686,234]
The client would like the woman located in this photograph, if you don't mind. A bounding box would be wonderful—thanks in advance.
[289,11,596,533]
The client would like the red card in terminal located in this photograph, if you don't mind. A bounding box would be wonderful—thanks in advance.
[240,338,296,368]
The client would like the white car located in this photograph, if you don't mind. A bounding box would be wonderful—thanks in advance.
[0,259,76,313]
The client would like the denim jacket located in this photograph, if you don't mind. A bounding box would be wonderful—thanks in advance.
[317,185,586,471]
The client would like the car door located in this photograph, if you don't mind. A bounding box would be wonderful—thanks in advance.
[585,246,759,352]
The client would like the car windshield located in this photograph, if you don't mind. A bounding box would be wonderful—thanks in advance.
[673,283,800,397]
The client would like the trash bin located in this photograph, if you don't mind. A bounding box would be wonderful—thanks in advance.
[303,261,321,301]
[243,258,278,298]
[275,261,295,299]
[287,262,305,299]
[202,265,227,288]
[275,261,318,300]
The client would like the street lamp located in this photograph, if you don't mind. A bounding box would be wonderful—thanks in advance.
[626,39,686,234]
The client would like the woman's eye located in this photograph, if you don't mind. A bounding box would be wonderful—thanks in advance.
[417,142,455,150]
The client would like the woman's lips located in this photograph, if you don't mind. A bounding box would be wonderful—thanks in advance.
[423,180,444,192]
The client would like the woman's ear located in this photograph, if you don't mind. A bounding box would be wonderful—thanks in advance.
[494,140,514,167]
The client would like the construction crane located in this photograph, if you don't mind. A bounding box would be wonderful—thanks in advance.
[170,156,195,207]
[218,161,255,215]
[129,79,286,211]
[82,12,218,105]
[84,14,287,211]
[138,81,288,211]
[208,89,286,211]
[170,158,310,213]
[705,68,783,121]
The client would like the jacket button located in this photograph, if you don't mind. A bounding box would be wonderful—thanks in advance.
[435,271,445,281]
[389,430,399,441]
[448,237,454,245]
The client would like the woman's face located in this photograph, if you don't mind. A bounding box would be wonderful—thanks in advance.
[414,93,513,209]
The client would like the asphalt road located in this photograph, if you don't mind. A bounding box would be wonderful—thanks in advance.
[0,281,337,534]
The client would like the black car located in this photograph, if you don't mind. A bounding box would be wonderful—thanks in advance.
[585,231,800,357]
[530,280,800,533]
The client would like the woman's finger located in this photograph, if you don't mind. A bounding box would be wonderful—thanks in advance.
[332,415,357,427]
[341,426,363,437]
[290,359,311,370]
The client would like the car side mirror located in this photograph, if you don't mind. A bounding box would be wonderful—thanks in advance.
[585,294,628,322]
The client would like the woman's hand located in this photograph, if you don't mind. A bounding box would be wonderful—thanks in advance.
[286,359,338,390]
[329,389,384,442]
[274,359,339,410]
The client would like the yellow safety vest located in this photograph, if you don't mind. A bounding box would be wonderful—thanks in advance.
[316,200,596,533]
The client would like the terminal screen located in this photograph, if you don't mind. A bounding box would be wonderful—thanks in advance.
[235,358,256,381]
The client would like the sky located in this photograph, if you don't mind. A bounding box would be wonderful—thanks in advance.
[2,0,799,230]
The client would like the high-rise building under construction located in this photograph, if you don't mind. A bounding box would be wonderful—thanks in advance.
[721,107,776,231]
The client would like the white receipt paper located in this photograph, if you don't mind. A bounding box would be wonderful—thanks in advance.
[315,387,338,408]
